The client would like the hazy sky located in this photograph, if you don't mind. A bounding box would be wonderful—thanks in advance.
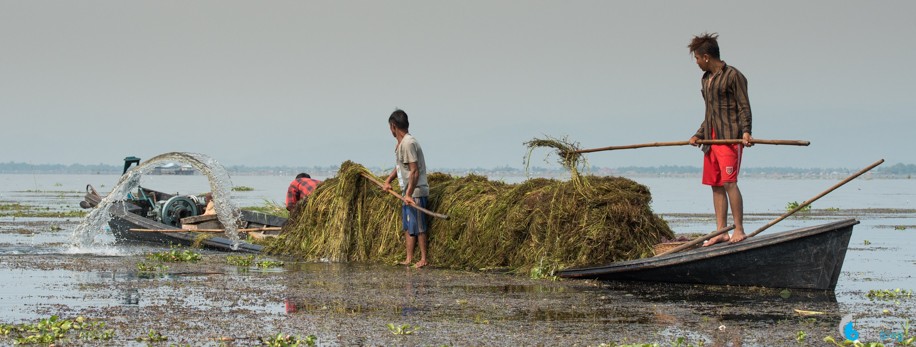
[2,1,913,170]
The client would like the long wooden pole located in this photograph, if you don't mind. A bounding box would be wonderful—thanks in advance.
[746,158,884,238]
[130,227,282,233]
[654,225,735,257]
[359,172,449,220]
[575,139,810,154]
[656,159,884,257]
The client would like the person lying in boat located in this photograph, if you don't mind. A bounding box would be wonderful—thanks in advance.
[286,173,321,212]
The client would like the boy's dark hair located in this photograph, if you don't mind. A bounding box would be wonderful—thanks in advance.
[296,173,311,179]
[688,32,720,59]
[388,109,409,130]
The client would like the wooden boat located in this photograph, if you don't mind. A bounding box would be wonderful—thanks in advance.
[558,219,858,290]
[80,185,286,253]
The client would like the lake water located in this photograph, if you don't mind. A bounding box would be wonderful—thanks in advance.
[1,173,914,346]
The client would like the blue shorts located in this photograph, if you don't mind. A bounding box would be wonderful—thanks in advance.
[401,196,429,237]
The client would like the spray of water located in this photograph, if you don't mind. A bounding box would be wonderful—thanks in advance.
[72,152,242,250]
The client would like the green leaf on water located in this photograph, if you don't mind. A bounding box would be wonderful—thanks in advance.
[780,289,792,299]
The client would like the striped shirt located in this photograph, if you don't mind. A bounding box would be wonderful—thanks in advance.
[694,63,752,151]
[286,177,321,210]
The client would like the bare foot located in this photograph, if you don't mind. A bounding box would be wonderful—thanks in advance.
[398,259,412,266]
[728,230,747,244]
[413,260,428,269]
[702,233,730,247]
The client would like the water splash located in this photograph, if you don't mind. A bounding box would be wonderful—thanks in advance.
[72,152,242,250]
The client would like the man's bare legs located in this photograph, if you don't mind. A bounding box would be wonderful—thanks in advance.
[724,182,746,243]
[704,186,730,246]
[400,231,414,265]
[400,232,429,268]
[703,182,746,246]
[414,233,428,268]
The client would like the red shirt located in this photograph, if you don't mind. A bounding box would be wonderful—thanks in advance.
[286,178,320,210]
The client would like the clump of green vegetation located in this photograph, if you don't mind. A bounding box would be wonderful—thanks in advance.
[864,240,872,245]
[797,330,807,343]
[896,225,908,230]
[866,288,913,301]
[386,323,418,336]
[0,202,87,218]
[524,136,587,183]
[786,201,812,212]
[260,333,317,347]
[0,315,114,345]
[135,329,167,342]
[269,160,672,274]
[779,289,793,299]
[226,255,284,268]
[242,199,289,218]
[529,259,557,280]
[227,255,255,267]
[136,262,169,274]
[146,248,202,262]
[256,259,284,268]
[232,186,255,191]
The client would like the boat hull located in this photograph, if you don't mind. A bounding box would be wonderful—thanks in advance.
[558,219,857,290]
[83,187,285,253]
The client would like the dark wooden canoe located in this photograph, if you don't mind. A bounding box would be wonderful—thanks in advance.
[81,186,286,253]
[558,219,858,290]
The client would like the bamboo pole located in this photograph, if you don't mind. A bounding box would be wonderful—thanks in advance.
[656,159,884,257]
[130,227,282,233]
[654,225,735,257]
[746,159,884,238]
[575,139,810,154]
[359,172,449,220]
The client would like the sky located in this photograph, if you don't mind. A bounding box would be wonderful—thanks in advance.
[1,1,914,170]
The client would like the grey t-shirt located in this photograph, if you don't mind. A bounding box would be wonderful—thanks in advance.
[395,134,429,197]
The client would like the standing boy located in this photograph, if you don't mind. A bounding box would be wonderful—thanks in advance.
[687,33,753,246]
[382,109,430,268]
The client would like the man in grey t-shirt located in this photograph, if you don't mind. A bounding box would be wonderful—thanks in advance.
[383,109,430,268]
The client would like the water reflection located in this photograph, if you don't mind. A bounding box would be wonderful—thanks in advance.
[120,288,140,305]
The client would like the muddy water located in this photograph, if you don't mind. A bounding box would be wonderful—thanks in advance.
[1,175,915,346]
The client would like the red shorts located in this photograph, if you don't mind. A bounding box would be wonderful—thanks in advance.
[702,144,743,186]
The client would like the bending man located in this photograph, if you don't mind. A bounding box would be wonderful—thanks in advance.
[382,109,430,268]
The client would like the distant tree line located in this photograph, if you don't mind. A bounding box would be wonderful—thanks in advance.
[879,163,916,175]
[0,161,122,174]
[1,161,913,177]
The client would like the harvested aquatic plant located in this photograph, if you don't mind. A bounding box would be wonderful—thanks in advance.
[269,161,672,274]
[524,136,586,182]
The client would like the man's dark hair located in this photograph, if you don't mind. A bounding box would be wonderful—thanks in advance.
[688,32,720,59]
[296,173,310,179]
[388,109,409,130]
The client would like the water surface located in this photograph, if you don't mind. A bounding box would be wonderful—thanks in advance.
[1,174,914,346]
